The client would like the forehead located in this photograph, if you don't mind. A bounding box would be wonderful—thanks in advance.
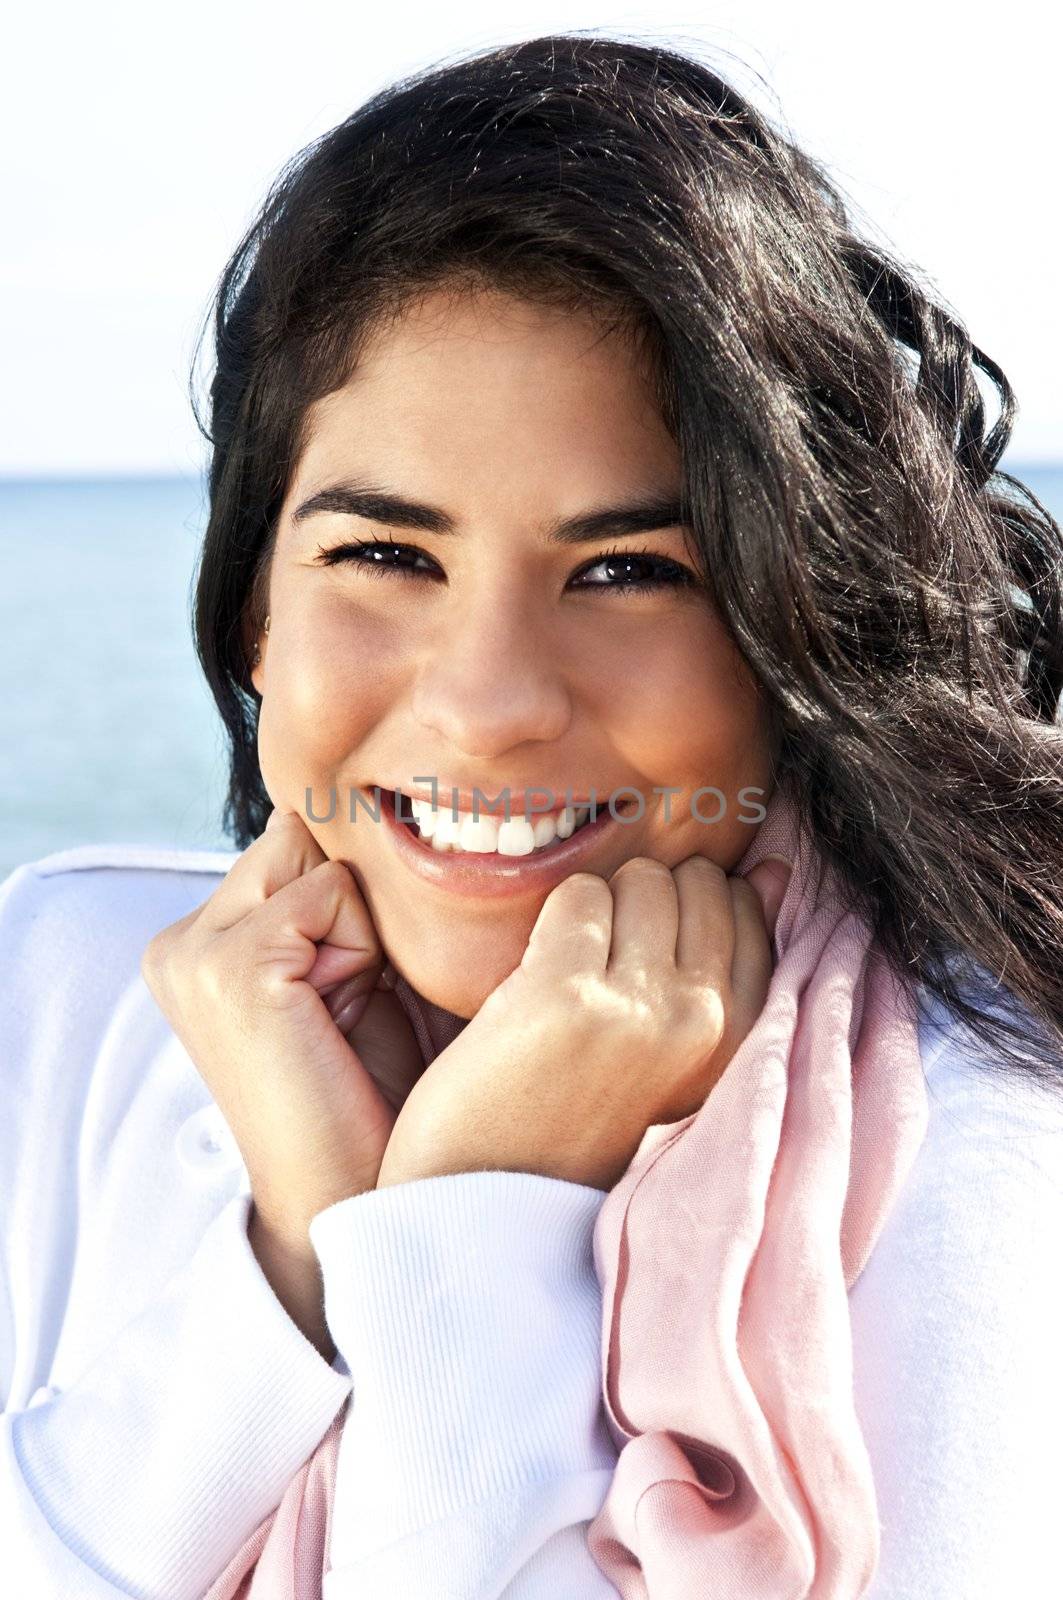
[288,286,677,503]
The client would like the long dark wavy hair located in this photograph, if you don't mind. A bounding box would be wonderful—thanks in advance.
[190,30,1063,1089]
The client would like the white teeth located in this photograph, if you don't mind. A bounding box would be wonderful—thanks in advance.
[400,790,593,855]
[532,813,558,848]
[458,811,501,853]
[429,809,462,849]
[409,796,438,837]
[555,805,577,839]
[497,819,536,856]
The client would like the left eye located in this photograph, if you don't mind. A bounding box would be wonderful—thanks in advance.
[572,547,697,594]
[313,540,697,595]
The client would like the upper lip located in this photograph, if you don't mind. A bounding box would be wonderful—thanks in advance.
[368,780,637,815]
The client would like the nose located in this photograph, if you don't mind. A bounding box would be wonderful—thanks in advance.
[410,585,572,758]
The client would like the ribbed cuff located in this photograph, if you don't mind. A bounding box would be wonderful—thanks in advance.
[309,1169,614,1567]
[321,1471,620,1600]
[1,1419,133,1599]
[10,1190,352,1600]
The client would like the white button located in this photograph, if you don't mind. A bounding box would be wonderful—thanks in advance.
[176,1106,243,1175]
[28,1384,60,1408]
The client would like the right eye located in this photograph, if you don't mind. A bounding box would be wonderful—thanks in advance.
[313,540,442,580]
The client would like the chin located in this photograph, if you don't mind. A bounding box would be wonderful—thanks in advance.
[369,891,533,1019]
[390,945,515,1020]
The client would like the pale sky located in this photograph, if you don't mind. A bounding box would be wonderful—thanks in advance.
[2,0,1058,474]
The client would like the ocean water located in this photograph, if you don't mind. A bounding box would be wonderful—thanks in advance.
[1,475,231,878]
[2,465,1061,880]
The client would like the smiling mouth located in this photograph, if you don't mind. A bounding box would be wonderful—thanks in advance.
[386,786,637,858]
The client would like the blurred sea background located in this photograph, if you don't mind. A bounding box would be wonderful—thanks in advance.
[1,474,230,877]
[2,463,1061,879]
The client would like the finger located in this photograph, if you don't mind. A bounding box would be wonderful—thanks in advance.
[742,857,791,944]
[199,808,329,934]
[605,858,678,978]
[727,876,774,1030]
[673,856,736,984]
[330,970,408,1040]
[320,958,399,1026]
[224,857,383,992]
[520,871,613,979]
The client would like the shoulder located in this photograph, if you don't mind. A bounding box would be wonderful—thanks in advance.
[859,974,1063,1305]
[914,972,1063,1173]
[851,977,1063,1591]
[0,843,243,1222]
[0,838,239,922]
[0,840,240,1024]
[8,839,241,881]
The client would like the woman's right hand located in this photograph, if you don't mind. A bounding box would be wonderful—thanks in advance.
[140,807,425,1357]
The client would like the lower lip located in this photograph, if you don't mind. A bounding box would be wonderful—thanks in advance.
[368,787,640,899]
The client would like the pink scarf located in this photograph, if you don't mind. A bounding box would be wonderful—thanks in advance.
[203,783,929,1598]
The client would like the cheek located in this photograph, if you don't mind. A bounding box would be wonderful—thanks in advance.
[611,616,767,789]
[257,602,400,780]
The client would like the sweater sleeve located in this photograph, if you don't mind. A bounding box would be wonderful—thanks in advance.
[3,1188,353,1600]
[308,1168,622,1598]
[849,1018,1063,1598]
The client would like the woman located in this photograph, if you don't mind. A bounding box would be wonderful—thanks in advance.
[3,31,1062,1600]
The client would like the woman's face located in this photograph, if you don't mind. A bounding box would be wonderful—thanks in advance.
[250,285,776,1017]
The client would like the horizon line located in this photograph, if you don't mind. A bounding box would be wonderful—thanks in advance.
[1,458,1062,485]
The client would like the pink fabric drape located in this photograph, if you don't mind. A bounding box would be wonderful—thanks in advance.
[204,782,929,1598]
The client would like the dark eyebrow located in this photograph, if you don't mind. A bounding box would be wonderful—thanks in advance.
[290,480,687,545]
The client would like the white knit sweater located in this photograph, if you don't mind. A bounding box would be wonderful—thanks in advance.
[1,842,1061,1599]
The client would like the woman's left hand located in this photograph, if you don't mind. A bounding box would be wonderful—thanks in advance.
[376,854,790,1194]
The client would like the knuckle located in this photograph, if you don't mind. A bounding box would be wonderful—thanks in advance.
[731,877,769,925]
[309,858,362,912]
[241,960,290,1009]
[553,967,596,1007]
[139,939,162,991]
[196,954,231,1005]
[675,854,726,879]
[621,968,666,1013]
[141,924,180,988]
[551,870,609,903]
[176,929,245,1007]
[311,857,352,888]
[166,944,228,1011]
[612,855,670,876]
[677,981,726,1041]
[142,929,206,1018]
[559,869,603,890]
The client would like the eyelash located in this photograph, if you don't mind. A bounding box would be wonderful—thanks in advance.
[312,539,697,596]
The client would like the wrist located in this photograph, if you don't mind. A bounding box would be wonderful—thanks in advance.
[375,1124,429,1189]
[375,1152,416,1188]
[247,1203,336,1364]
[375,1149,447,1188]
